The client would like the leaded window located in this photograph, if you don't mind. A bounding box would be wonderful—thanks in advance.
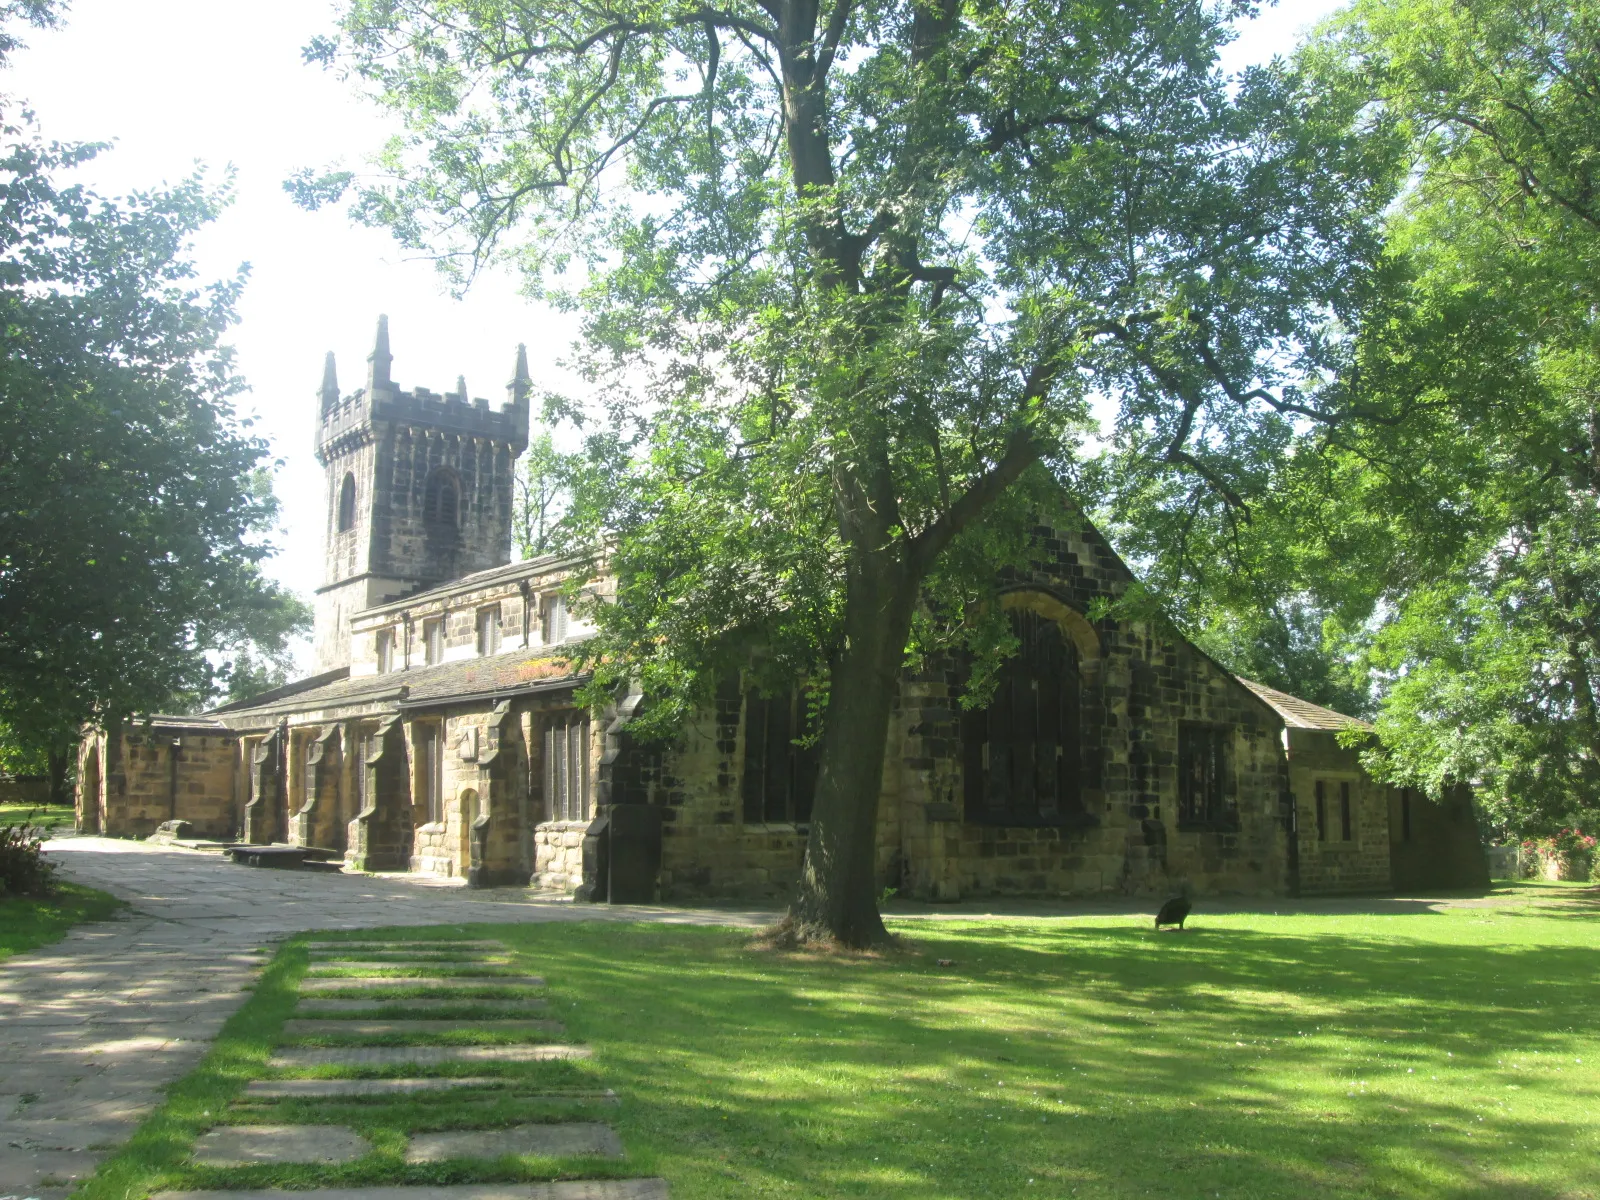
[1177,724,1231,829]
[544,713,591,822]
[741,688,817,825]
[417,724,443,825]
[961,609,1085,826]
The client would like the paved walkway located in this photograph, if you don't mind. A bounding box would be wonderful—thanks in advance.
[1,838,771,1200]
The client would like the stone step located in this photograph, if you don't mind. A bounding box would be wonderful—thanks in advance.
[192,1124,370,1166]
[154,1183,669,1200]
[269,1044,590,1070]
[242,1078,615,1101]
[295,998,550,1016]
[282,1019,564,1038]
[299,976,545,993]
[406,1123,623,1162]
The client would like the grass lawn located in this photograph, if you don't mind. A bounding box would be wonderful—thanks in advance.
[0,799,76,832]
[80,884,1599,1200]
[0,880,124,962]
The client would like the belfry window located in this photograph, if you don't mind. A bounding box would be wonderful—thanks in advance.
[961,608,1086,826]
[741,688,817,825]
[336,473,356,532]
[423,468,461,529]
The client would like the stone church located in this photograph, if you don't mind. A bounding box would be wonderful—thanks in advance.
[75,321,1487,900]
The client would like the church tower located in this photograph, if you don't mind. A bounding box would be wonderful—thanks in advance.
[312,316,531,671]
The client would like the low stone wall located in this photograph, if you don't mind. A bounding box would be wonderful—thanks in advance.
[0,777,50,808]
[532,820,588,892]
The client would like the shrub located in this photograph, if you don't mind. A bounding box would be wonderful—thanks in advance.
[0,821,56,895]
[1521,828,1597,882]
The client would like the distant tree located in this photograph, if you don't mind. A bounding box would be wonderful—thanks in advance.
[514,430,572,559]
[1119,0,1600,837]
[0,108,309,798]
[0,1,64,66]
[301,0,1399,943]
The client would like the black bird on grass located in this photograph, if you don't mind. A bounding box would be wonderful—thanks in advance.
[1154,895,1192,931]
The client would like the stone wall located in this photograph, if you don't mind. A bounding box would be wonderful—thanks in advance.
[81,725,240,839]
[0,776,49,808]
[1287,729,1392,894]
[1389,783,1489,891]
[533,820,589,891]
[893,516,1289,901]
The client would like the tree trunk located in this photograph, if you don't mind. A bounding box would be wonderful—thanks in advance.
[47,745,72,809]
[790,549,917,946]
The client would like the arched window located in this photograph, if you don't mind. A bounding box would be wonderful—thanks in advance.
[336,473,356,532]
[961,607,1086,826]
[423,468,461,529]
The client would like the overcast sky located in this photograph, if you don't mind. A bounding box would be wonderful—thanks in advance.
[4,0,1347,670]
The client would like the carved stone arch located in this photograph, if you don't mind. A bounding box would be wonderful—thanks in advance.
[997,588,1102,678]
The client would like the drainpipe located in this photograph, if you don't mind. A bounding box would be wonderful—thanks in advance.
[168,736,182,821]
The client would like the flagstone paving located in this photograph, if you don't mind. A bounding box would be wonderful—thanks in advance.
[282,1019,565,1038]
[299,975,548,992]
[300,966,524,972]
[192,1125,371,1166]
[154,1183,669,1200]
[2,838,768,1200]
[268,1043,592,1069]
[241,1079,619,1102]
[405,1123,624,1162]
[295,998,551,1015]
[221,937,651,1192]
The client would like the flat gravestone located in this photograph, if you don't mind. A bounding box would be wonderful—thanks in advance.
[243,1079,618,1102]
[244,1077,498,1099]
[307,960,512,966]
[299,947,499,953]
[295,998,549,1015]
[299,975,545,993]
[269,1044,591,1069]
[192,1125,370,1166]
[406,1123,623,1162]
[305,963,522,975]
[282,1019,564,1037]
[153,1182,669,1200]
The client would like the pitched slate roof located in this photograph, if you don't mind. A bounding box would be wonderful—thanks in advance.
[209,644,587,727]
[1235,677,1373,732]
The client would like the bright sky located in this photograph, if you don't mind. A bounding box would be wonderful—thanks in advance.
[4,0,1346,670]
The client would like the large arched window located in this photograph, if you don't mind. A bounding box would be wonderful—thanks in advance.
[423,468,461,530]
[336,473,356,532]
[961,607,1087,826]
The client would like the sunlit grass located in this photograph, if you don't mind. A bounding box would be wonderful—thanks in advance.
[80,886,1599,1199]
[0,799,76,831]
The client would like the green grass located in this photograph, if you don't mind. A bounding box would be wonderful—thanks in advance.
[79,886,1600,1199]
[0,880,123,962]
[0,799,76,832]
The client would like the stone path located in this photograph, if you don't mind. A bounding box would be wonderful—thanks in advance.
[168,937,663,1198]
[2,838,770,1200]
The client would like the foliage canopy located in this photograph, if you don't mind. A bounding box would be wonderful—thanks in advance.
[304,0,1402,940]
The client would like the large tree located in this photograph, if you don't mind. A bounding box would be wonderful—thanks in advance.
[0,106,308,797]
[1113,0,1600,837]
[302,0,1398,943]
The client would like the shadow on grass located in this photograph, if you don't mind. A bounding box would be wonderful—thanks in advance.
[479,916,1599,1200]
